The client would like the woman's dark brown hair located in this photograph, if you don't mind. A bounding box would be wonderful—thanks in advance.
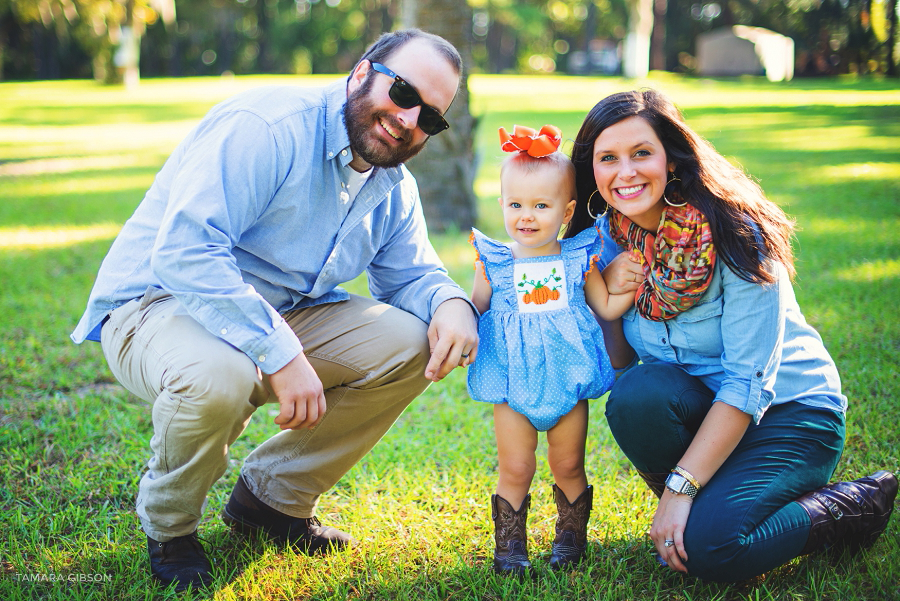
[566,89,795,283]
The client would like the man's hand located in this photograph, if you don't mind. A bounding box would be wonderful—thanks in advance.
[425,298,478,382]
[269,352,326,430]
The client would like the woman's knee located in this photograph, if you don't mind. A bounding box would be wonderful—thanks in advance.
[609,363,683,412]
[606,364,711,431]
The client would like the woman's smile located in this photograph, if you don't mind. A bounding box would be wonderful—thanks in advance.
[615,184,647,199]
[593,116,673,231]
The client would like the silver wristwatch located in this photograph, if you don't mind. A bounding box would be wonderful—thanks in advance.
[665,471,699,498]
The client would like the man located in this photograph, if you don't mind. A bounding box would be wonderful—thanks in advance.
[71,29,478,591]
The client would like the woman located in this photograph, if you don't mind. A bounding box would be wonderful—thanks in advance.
[566,89,897,582]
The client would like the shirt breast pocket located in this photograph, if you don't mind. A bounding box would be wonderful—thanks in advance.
[673,296,725,358]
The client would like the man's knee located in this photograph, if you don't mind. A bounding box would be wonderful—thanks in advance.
[166,347,266,423]
[367,307,430,384]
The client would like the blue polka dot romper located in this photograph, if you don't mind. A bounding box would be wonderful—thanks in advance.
[467,226,615,431]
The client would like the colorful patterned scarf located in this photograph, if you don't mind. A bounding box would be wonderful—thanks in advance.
[609,204,717,321]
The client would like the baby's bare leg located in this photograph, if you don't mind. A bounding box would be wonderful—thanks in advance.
[494,403,538,510]
[547,400,589,502]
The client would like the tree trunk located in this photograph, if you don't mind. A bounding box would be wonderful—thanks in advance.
[888,0,898,76]
[624,0,653,78]
[650,0,666,71]
[256,0,272,72]
[401,0,478,233]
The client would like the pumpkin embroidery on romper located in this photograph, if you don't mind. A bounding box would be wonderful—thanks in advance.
[514,260,569,313]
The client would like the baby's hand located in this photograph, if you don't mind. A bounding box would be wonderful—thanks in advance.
[602,251,644,295]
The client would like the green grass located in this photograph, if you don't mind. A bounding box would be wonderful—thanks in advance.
[1,73,899,600]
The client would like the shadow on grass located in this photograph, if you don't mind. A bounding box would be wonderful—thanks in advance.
[0,104,214,128]
[242,536,896,601]
[480,105,900,151]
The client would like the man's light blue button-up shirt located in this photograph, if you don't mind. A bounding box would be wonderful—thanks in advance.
[71,80,471,374]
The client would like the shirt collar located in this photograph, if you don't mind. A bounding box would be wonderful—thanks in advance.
[325,80,354,169]
[324,79,404,181]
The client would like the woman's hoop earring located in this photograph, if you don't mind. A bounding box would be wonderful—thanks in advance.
[586,189,608,220]
[663,174,687,207]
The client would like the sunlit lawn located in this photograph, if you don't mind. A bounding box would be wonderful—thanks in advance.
[1,73,898,600]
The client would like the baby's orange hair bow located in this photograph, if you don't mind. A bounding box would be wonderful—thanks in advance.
[499,124,562,157]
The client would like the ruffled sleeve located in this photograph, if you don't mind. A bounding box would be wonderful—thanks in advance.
[561,221,604,281]
[562,216,622,280]
[470,228,514,293]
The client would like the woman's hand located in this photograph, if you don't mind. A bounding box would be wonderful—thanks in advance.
[602,251,644,295]
[649,490,693,574]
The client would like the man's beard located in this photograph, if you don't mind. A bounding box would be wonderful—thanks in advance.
[344,74,428,168]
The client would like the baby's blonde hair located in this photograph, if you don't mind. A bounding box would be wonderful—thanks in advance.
[500,151,576,201]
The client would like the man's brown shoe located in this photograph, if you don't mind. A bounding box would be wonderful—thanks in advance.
[222,474,355,554]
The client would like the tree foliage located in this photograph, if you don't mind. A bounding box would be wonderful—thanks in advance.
[5,0,165,81]
[1,0,897,80]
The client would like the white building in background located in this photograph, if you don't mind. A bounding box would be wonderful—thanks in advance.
[696,26,795,82]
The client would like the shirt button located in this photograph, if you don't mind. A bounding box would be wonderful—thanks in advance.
[661,338,667,344]
[328,151,334,158]
[220,328,228,335]
[259,355,267,362]
[756,371,763,377]
[341,149,348,156]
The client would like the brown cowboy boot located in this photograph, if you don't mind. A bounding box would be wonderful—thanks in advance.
[549,484,593,570]
[795,470,898,556]
[491,493,532,576]
[636,470,668,498]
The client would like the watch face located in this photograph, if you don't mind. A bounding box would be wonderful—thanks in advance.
[665,472,697,497]
[667,473,687,492]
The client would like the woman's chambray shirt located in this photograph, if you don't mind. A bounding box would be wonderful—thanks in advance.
[621,256,848,423]
[70,80,470,374]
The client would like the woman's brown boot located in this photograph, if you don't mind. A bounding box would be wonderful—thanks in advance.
[549,484,593,570]
[795,470,898,556]
[636,470,668,498]
[491,493,532,576]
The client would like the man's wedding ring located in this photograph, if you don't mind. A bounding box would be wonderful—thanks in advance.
[664,540,675,547]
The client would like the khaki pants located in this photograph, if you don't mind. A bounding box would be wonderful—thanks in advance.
[101,289,431,542]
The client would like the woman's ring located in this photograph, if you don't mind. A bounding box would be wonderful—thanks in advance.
[664,540,675,547]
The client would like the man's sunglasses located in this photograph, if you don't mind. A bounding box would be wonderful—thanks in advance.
[369,62,450,136]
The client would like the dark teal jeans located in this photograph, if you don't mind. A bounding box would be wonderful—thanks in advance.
[605,363,845,582]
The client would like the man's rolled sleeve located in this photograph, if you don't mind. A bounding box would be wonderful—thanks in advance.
[427,280,478,319]
[241,318,304,373]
